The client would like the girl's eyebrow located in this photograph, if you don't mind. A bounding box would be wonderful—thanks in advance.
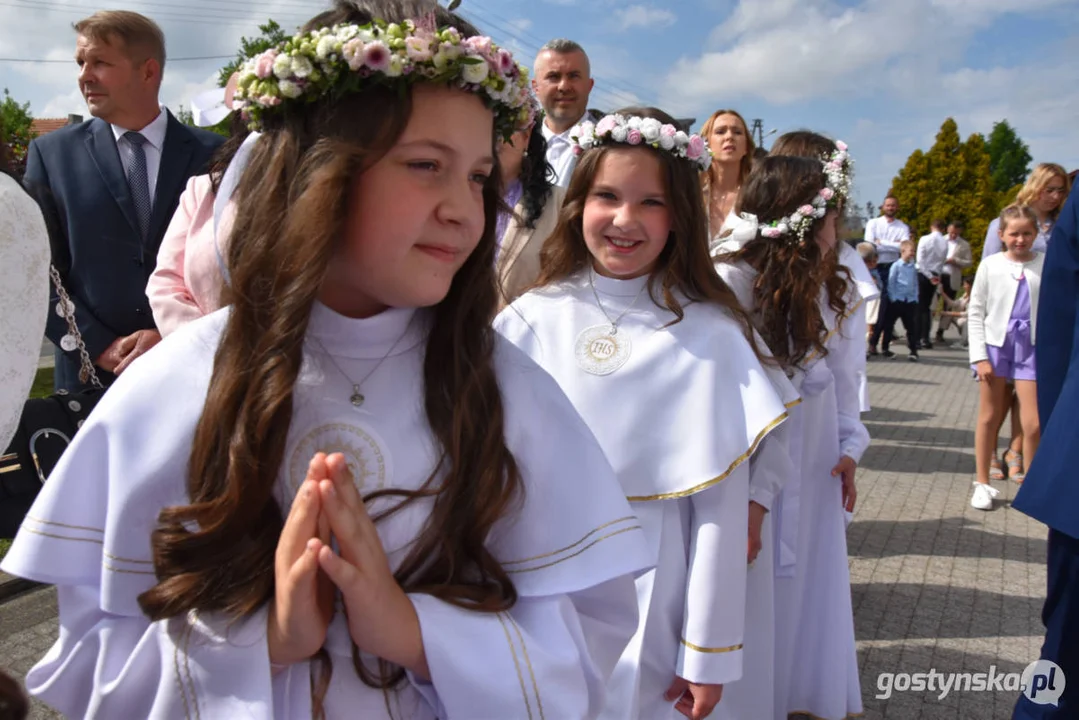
[396,139,495,167]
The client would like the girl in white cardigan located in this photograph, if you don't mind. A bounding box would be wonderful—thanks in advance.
[968,204,1044,510]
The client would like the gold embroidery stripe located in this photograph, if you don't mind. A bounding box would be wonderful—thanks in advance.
[785,398,803,410]
[804,297,865,364]
[20,526,104,545]
[26,515,104,533]
[184,618,201,720]
[104,551,154,565]
[497,613,533,720]
[0,452,18,462]
[102,562,156,576]
[507,526,642,574]
[680,639,744,654]
[0,464,23,474]
[627,410,788,501]
[503,515,638,566]
[508,614,545,720]
[174,620,193,720]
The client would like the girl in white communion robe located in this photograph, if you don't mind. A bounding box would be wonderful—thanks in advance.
[0,4,652,718]
[496,107,799,720]
[713,154,869,720]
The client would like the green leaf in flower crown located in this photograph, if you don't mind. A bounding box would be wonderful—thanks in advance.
[447,0,462,10]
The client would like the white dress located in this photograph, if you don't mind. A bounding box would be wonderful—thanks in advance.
[2,303,653,719]
[496,271,799,720]
[0,173,50,449]
[715,260,869,720]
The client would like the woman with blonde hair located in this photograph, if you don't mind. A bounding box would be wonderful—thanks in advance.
[700,108,755,244]
[982,163,1071,258]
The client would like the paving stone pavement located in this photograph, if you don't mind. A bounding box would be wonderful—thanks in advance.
[853,340,1047,720]
[0,338,1049,720]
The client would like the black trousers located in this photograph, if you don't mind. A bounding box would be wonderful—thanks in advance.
[917,274,938,344]
[868,261,895,349]
[883,300,918,354]
[1013,529,1079,718]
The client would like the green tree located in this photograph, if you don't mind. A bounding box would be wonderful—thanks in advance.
[1,88,35,176]
[986,119,1031,194]
[218,19,290,87]
[891,118,998,269]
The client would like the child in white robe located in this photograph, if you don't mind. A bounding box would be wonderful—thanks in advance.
[714,153,869,720]
[0,4,652,718]
[496,107,799,720]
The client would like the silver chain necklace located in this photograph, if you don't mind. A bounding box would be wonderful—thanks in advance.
[308,316,415,408]
[588,266,647,335]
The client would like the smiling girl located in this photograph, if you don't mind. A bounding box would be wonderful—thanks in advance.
[1,2,651,717]
[969,203,1045,509]
[497,107,798,720]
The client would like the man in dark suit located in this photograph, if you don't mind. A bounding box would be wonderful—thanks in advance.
[1012,179,1079,718]
[24,10,223,391]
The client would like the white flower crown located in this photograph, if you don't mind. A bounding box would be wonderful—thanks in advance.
[759,140,853,243]
[569,113,713,171]
[232,18,534,140]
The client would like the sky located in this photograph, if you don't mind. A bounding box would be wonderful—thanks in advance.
[2,0,1077,209]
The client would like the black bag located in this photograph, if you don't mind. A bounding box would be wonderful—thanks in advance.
[1,266,105,538]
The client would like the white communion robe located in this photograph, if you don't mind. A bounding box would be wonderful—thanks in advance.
[715,257,869,720]
[495,270,799,720]
[1,302,655,719]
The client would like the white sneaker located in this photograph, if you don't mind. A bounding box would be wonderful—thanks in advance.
[970,482,999,511]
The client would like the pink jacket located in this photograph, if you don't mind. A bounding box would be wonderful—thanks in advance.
[147,174,234,337]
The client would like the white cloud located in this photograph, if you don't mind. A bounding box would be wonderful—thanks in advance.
[509,17,533,32]
[613,5,677,32]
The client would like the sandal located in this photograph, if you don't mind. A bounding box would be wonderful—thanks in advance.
[1004,450,1024,482]
[989,455,1005,481]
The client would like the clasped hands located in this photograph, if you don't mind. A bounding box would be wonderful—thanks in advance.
[97,329,161,375]
[267,452,430,680]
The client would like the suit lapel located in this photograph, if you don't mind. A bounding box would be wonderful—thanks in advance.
[86,118,140,237]
[147,112,196,246]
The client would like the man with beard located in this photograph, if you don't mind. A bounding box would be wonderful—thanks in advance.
[532,39,597,188]
[866,195,911,356]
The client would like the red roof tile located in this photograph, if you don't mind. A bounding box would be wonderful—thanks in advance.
[31,118,70,136]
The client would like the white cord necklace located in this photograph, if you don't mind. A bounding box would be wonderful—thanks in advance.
[308,316,415,408]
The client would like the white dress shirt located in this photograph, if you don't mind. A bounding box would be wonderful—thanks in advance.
[864,216,910,264]
[916,230,948,278]
[110,109,168,203]
[542,117,584,188]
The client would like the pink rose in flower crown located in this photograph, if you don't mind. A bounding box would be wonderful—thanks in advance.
[660,123,677,137]
[626,128,642,145]
[596,115,618,136]
[254,49,278,79]
[363,41,391,72]
[464,35,494,60]
[799,204,815,216]
[835,141,848,151]
[686,134,705,160]
[819,187,835,201]
[343,39,366,70]
[405,36,433,62]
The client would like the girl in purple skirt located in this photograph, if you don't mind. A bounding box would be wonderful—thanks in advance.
[968,204,1045,510]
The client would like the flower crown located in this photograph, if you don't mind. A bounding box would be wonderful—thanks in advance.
[570,114,713,171]
[232,18,534,140]
[759,140,853,243]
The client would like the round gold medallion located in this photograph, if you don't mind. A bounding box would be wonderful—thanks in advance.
[574,324,632,375]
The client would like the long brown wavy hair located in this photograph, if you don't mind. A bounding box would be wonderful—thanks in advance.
[531,106,761,350]
[717,155,845,369]
[699,108,755,196]
[138,0,522,708]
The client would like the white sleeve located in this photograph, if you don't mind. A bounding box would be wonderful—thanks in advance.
[825,313,871,463]
[24,585,274,719]
[677,464,750,685]
[408,575,639,719]
[846,300,871,413]
[967,261,991,364]
[864,218,875,244]
[916,235,929,272]
[748,425,794,511]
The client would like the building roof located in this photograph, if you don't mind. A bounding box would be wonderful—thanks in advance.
[31,118,70,136]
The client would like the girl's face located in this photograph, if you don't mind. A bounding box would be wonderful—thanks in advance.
[1000,218,1037,256]
[707,113,748,166]
[1035,174,1068,215]
[814,208,839,253]
[582,147,671,280]
[321,84,495,318]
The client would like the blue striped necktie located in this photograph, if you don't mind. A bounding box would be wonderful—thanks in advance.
[123,131,152,240]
